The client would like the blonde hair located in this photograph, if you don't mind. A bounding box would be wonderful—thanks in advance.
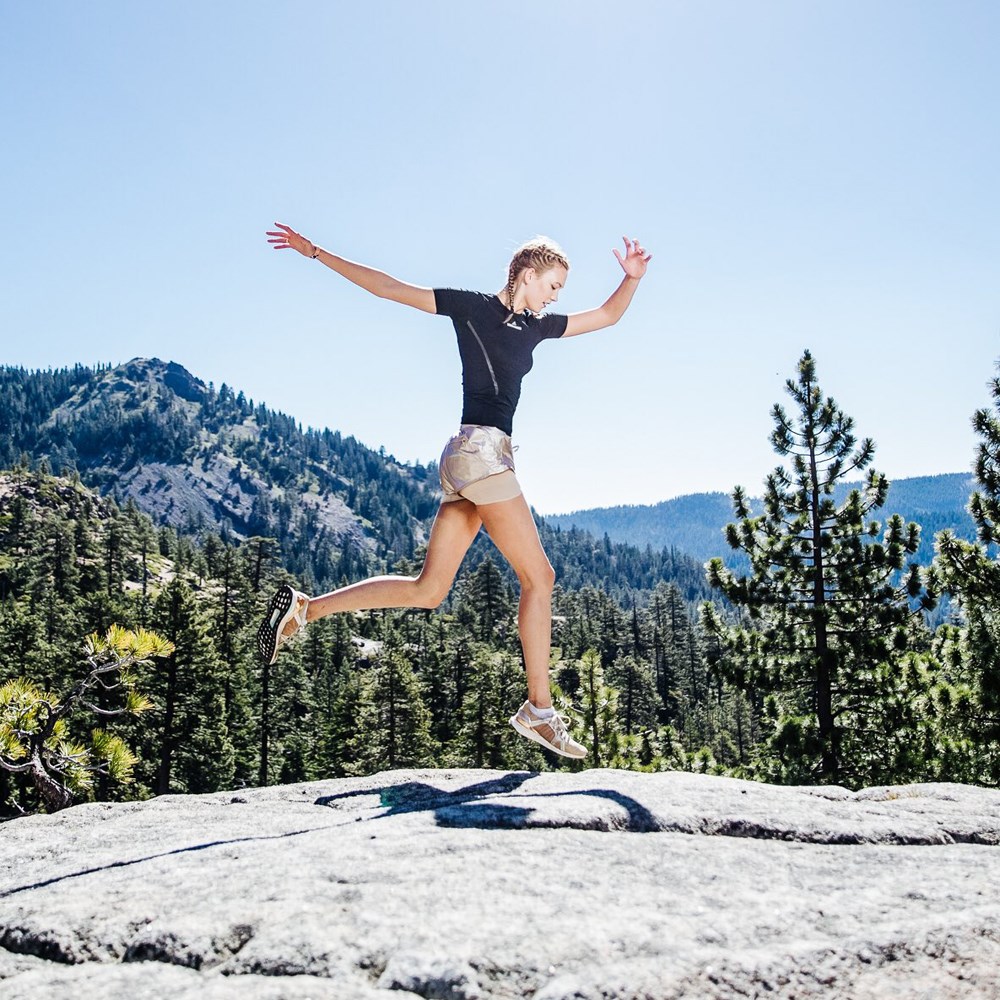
[504,236,569,320]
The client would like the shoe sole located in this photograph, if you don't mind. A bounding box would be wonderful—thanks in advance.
[510,715,587,760]
[257,585,296,666]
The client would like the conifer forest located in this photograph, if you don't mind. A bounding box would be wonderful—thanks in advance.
[1,351,999,815]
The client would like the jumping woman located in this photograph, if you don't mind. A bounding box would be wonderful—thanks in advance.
[258,223,652,758]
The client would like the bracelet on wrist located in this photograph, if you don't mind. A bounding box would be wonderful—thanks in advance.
[310,246,320,259]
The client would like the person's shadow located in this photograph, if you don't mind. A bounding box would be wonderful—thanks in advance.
[314,771,663,832]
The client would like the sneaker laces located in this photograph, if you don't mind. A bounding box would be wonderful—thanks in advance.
[546,711,572,746]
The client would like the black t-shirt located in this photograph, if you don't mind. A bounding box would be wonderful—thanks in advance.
[434,288,567,435]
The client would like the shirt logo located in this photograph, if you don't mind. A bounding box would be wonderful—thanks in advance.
[505,321,523,330]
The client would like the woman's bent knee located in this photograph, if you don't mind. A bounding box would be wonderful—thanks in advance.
[412,574,451,609]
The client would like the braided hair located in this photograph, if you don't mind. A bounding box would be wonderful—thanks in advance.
[503,237,570,323]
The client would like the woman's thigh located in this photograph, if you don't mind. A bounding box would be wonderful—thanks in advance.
[476,494,554,587]
[419,498,484,588]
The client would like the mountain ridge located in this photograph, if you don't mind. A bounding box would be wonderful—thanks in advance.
[0,357,711,598]
[545,471,979,567]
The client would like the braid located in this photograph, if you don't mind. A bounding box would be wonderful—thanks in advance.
[504,258,521,324]
[503,237,570,321]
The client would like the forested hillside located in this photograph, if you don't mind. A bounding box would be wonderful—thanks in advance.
[0,359,706,601]
[0,469,726,815]
[3,351,999,817]
[547,473,978,568]
[0,359,723,816]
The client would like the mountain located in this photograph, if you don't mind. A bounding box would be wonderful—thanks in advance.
[0,358,448,589]
[0,359,710,599]
[545,473,979,568]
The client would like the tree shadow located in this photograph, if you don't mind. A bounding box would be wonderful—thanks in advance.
[0,825,337,899]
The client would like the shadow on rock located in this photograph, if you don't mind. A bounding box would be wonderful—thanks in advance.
[316,773,663,832]
[0,827,331,899]
[315,771,537,816]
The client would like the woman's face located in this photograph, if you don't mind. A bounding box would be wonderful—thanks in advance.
[523,265,568,313]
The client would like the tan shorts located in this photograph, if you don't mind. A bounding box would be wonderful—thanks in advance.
[439,424,523,506]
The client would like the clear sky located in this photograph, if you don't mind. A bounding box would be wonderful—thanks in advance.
[2,2,997,514]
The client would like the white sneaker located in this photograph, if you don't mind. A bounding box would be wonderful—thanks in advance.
[256,584,309,665]
[510,701,587,759]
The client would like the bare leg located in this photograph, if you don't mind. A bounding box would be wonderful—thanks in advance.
[476,494,556,709]
[303,499,482,623]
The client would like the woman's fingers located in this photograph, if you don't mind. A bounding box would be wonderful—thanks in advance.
[267,222,310,252]
[625,235,652,260]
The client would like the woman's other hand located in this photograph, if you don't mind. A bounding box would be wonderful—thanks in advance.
[613,236,652,279]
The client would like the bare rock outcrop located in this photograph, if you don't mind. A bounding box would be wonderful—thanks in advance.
[2,769,999,998]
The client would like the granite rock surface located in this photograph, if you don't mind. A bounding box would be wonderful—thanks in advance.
[2,768,999,999]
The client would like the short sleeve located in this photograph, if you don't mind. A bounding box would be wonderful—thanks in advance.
[535,312,568,341]
[433,288,479,318]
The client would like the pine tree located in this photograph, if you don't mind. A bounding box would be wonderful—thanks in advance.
[606,653,659,736]
[145,578,235,794]
[933,363,1000,782]
[464,556,516,645]
[346,630,436,774]
[574,649,619,768]
[702,350,935,786]
[0,625,168,813]
[448,648,539,769]
[646,582,689,725]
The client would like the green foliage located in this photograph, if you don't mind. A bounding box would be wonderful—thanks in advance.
[931,362,1000,784]
[574,649,621,767]
[143,579,235,794]
[23,342,1000,810]
[0,625,170,812]
[346,631,437,774]
[449,648,533,769]
[702,350,937,787]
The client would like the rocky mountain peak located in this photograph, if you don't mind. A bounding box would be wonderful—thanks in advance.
[113,358,208,404]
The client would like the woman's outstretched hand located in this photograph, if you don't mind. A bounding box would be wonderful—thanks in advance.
[613,236,652,279]
[266,222,317,257]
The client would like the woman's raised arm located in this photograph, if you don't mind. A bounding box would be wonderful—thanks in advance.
[563,236,652,337]
[267,222,437,314]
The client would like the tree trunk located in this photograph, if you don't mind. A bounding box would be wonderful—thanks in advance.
[31,753,73,812]
[808,429,838,783]
[157,652,177,795]
[587,656,601,767]
[259,660,270,786]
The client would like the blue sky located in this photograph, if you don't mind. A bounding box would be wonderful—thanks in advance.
[2,2,997,514]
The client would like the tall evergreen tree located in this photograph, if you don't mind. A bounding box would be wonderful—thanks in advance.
[451,647,511,768]
[346,630,436,774]
[702,350,934,786]
[606,653,659,736]
[934,363,1000,782]
[574,649,619,768]
[145,579,235,794]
